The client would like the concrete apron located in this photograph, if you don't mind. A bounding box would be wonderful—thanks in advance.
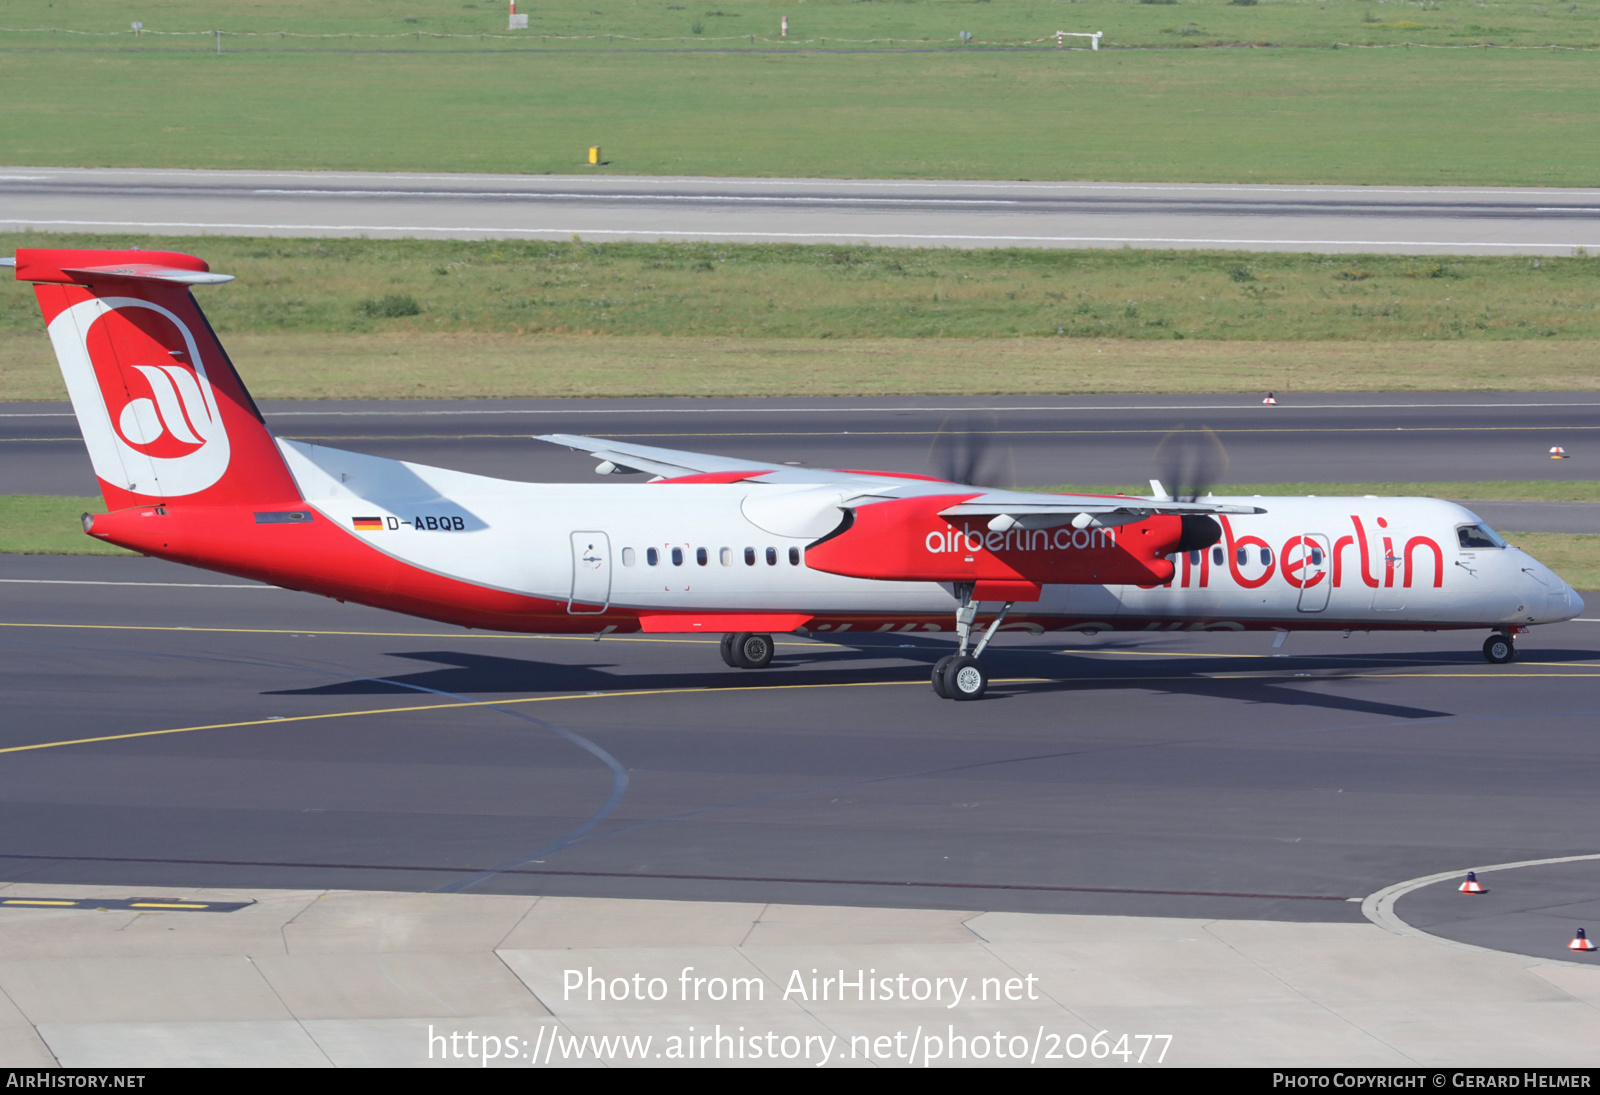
[0,883,1597,1068]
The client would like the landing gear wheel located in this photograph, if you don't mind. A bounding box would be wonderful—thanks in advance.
[931,655,956,698]
[943,655,988,701]
[1483,633,1515,664]
[730,632,775,669]
[719,633,739,668]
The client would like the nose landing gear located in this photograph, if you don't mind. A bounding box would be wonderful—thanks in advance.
[1482,631,1516,664]
[931,584,1013,700]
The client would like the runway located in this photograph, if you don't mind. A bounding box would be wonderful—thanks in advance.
[5,392,1596,532]
[4,167,1599,254]
[3,553,1597,929]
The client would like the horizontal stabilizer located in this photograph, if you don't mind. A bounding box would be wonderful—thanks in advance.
[12,249,231,286]
[61,264,235,286]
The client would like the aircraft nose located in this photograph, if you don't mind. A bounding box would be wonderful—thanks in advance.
[1550,576,1585,621]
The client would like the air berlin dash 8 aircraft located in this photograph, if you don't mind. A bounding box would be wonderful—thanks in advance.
[9,248,1585,700]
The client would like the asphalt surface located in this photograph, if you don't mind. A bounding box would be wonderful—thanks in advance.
[1397,859,1600,965]
[5,392,1596,532]
[4,167,1599,254]
[3,553,1597,930]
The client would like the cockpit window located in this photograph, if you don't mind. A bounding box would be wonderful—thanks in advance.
[1457,523,1507,550]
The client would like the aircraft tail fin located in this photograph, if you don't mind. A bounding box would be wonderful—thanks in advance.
[14,248,301,510]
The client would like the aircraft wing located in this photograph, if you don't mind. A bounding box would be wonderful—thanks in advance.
[535,433,897,485]
[536,435,1271,523]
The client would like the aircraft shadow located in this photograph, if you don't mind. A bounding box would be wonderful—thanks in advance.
[244,636,1600,722]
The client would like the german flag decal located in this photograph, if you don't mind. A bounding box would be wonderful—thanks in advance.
[352,516,384,531]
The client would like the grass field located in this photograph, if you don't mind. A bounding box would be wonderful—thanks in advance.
[2,35,1597,184]
[13,330,1600,401]
[6,492,1593,588]
[0,496,131,555]
[4,235,1599,400]
[10,237,1599,342]
[7,0,1598,51]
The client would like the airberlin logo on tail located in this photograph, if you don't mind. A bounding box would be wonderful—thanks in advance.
[48,297,231,498]
[117,362,214,455]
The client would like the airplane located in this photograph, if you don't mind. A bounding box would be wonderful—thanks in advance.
[6,246,1585,700]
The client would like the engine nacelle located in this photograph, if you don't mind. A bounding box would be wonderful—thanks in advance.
[805,495,1182,587]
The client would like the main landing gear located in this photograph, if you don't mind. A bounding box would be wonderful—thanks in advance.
[1482,630,1516,664]
[931,584,1015,701]
[721,632,775,670]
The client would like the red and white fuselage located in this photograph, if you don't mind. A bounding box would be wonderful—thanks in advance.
[11,247,1583,645]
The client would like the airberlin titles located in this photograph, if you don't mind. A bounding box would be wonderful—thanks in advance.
[808,501,1444,596]
[1179,515,1444,593]
[923,524,1118,555]
[804,495,1185,587]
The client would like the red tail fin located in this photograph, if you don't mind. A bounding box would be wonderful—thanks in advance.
[16,248,301,510]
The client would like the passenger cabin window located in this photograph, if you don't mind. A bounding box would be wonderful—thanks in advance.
[671,547,684,566]
[1236,547,1248,567]
[696,547,708,566]
[1260,548,1272,566]
[646,547,659,567]
[789,547,801,566]
[765,547,778,566]
[720,547,732,566]
[1310,547,1323,565]
[1212,547,1224,566]
[1457,524,1506,550]
[621,547,636,567]
[1188,550,1200,566]
[744,547,756,566]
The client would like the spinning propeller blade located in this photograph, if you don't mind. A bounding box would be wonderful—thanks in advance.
[929,411,1012,488]
[1154,425,1229,503]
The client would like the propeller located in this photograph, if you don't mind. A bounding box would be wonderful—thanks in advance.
[929,411,1011,487]
[1153,425,1231,553]
[1153,425,1229,503]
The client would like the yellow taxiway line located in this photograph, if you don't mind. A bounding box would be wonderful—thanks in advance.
[3,619,1591,756]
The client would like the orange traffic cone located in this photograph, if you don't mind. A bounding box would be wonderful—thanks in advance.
[1550,446,1567,459]
[1571,928,1596,952]
[1263,393,1278,406]
[1459,871,1486,894]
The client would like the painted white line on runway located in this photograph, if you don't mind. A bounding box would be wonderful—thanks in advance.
[0,578,271,588]
[2,219,1594,250]
[254,189,1021,206]
[16,168,1600,199]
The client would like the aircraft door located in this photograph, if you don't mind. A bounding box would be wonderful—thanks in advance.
[1370,540,1406,612]
[1293,534,1332,612]
[568,531,612,614]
